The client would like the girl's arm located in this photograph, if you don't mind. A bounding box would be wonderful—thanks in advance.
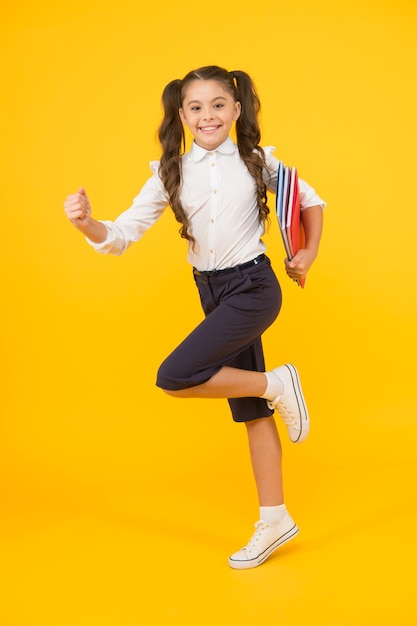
[64,188,108,243]
[64,170,168,255]
[285,205,323,282]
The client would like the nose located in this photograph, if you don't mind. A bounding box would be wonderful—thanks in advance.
[202,108,214,120]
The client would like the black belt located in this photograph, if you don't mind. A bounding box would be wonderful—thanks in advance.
[193,254,267,278]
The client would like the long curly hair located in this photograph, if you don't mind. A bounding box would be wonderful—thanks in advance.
[158,65,269,247]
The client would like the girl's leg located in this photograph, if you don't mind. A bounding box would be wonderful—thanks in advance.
[163,365,268,399]
[245,416,284,506]
[228,416,299,570]
[164,363,309,445]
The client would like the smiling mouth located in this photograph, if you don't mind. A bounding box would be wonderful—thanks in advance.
[199,125,221,133]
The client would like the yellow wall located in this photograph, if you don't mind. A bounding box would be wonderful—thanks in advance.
[1,1,417,624]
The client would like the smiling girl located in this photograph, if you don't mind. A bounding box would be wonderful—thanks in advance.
[64,65,325,569]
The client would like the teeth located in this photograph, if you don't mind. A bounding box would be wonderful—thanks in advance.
[200,126,217,131]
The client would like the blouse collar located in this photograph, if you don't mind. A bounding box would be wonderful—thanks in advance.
[189,136,237,162]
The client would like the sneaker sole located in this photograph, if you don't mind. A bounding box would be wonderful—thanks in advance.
[286,364,309,443]
[228,523,299,570]
[269,364,310,443]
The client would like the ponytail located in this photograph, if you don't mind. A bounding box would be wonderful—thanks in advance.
[158,79,185,161]
[231,70,269,225]
[158,79,194,246]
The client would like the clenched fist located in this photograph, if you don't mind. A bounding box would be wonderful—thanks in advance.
[64,188,92,229]
[63,188,107,243]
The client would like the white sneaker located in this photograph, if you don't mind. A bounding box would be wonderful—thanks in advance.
[228,513,299,570]
[266,364,310,443]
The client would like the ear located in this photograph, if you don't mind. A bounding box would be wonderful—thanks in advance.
[179,108,187,125]
[233,101,241,122]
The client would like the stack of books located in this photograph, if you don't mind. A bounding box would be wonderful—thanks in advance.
[276,162,305,288]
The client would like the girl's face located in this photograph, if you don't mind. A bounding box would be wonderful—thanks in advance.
[179,79,241,151]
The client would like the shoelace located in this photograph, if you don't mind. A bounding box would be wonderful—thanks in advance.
[244,521,271,552]
[276,398,299,428]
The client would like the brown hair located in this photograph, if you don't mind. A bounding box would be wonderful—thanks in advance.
[158,65,269,247]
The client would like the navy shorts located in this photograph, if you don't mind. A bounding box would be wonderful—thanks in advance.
[156,255,282,422]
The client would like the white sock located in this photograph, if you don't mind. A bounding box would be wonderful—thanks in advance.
[260,371,284,401]
[260,504,287,526]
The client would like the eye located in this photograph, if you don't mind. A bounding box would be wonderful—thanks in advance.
[214,103,224,109]
[191,106,201,111]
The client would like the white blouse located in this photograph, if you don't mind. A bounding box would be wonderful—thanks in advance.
[88,136,325,271]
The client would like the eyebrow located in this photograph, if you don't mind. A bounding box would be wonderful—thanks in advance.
[186,96,227,106]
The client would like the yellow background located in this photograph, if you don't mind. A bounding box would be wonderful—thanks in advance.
[1,0,416,624]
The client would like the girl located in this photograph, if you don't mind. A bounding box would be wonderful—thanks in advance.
[64,65,325,570]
